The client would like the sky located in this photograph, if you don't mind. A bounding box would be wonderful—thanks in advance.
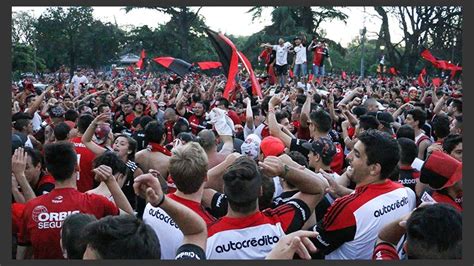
[12,6,405,48]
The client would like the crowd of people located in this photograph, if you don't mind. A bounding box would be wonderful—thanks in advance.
[11,36,463,260]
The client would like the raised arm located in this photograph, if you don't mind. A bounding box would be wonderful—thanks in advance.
[206,153,241,192]
[93,165,134,215]
[11,148,36,202]
[244,97,254,130]
[134,173,207,250]
[26,86,54,116]
[81,113,109,156]
[268,94,292,148]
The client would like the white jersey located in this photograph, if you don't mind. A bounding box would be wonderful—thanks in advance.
[273,42,292,66]
[143,203,183,260]
[294,44,307,64]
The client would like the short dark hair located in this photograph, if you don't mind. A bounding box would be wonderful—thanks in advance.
[359,115,380,131]
[172,118,190,137]
[44,142,77,181]
[24,147,43,168]
[406,204,462,259]
[313,93,322,105]
[397,138,418,165]
[450,99,462,113]
[261,96,272,117]
[61,214,97,259]
[286,151,308,189]
[352,106,367,118]
[275,111,290,124]
[218,97,230,109]
[296,94,307,106]
[443,134,462,154]
[259,176,275,210]
[144,121,165,144]
[358,130,400,178]
[77,114,94,134]
[396,124,415,141]
[309,109,332,134]
[54,122,71,141]
[139,115,154,129]
[12,112,32,131]
[82,215,161,259]
[97,103,111,114]
[65,109,79,122]
[93,152,128,177]
[432,114,450,139]
[407,108,427,128]
[223,157,262,214]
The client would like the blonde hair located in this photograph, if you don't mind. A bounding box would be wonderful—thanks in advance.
[169,142,209,194]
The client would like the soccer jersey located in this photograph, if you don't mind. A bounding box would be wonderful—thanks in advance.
[17,188,119,259]
[206,199,311,259]
[310,180,416,260]
[143,193,217,260]
[70,137,96,192]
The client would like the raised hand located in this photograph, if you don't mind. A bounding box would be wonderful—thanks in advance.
[133,173,164,207]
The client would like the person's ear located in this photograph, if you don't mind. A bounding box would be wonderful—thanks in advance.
[370,163,381,177]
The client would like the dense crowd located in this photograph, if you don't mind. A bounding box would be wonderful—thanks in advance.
[11,38,462,260]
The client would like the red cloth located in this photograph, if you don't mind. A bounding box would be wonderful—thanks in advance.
[12,203,26,236]
[18,188,119,259]
[70,137,96,192]
[227,110,241,126]
[147,142,172,156]
[168,193,216,226]
[432,191,462,212]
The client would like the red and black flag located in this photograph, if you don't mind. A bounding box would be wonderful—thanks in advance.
[204,28,240,99]
[136,49,146,70]
[153,57,192,77]
[236,51,263,98]
[194,61,223,76]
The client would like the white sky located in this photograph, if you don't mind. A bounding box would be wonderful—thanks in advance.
[12,6,405,48]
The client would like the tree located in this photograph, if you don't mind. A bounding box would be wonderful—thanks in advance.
[35,7,94,76]
[124,7,203,61]
[12,11,37,46]
[12,44,46,73]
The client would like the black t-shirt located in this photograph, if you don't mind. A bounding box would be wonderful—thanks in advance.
[132,130,147,151]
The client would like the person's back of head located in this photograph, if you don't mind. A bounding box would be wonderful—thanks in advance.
[44,142,77,181]
[93,152,128,177]
[359,115,380,131]
[173,118,190,137]
[259,175,275,210]
[139,116,154,130]
[223,157,262,215]
[358,129,400,179]
[12,112,32,132]
[144,121,165,144]
[54,122,72,141]
[169,142,208,194]
[352,106,368,118]
[397,138,418,166]
[432,114,450,140]
[396,125,415,141]
[61,213,97,259]
[65,109,79,122]
[77,114,94,134]
[309,109,332,134]
[197,129,216,152]
[82,215,161,259]
[406,203,462,259]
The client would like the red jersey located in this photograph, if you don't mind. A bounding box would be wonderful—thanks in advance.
[227,110,241,126]
[18,188,119,259]
[432,191,462,212]
[168,193,217,226]
[372,242,400,260]
[165,120,175,144]
[70,137,96,192]
[12,203,26,236]
[125,113,136,128]
[313,46,328,66]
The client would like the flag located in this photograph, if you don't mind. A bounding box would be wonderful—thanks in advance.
[389,67,398,76]
[420,48,438,64]
[289,69,294,78]
[342,71,347,80]
[308,74,314,82]
[195,61,222,70]
[417,68,426,87]
[432,78,442,88]
[204,28,240,99]
[136,49,146,70]
[153,57,192,77]
[236,51,263,98]
[127,64,135,74]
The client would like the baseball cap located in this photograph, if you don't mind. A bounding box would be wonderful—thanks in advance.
[302,138,336,162]
[240,134,261,160]
[420,151,462,190]
[260,136,285,157]
[376,111,394,128]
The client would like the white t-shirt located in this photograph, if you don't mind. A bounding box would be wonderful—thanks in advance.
[293,44,307,64]
[24,109,42,133]
[244,123,266,140]
[273,42,292,66]
[71,75,89,94]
